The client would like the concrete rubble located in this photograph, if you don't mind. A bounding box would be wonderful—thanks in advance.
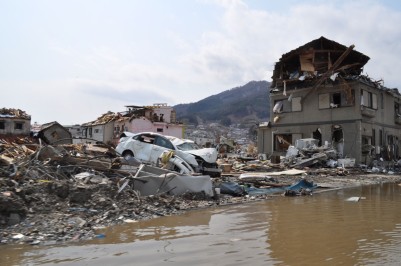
[1,137,401,246]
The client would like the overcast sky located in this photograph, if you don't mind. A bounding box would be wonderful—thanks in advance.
[1,0,401,125]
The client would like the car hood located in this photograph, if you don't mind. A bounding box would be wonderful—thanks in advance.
[183,148,218,163]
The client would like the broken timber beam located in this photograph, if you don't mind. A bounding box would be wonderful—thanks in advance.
[301,44,355,104]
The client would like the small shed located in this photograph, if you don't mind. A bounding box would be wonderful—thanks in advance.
[38,121,72,145]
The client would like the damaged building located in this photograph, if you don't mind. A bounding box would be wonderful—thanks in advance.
[79,104,184,145]
[258,36,401,165]
[37,121,72,145]
[122,103,183,138]
[0,108,31,137]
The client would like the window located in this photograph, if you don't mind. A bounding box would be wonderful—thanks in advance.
[135,134,155,144]
[332,93,341,106]
[157,128,163,132]
[319,90,355,109]
[273,97,302,113]
[361,89,378,109]
[0,121,5,130]
[274,134,292,152]
[14,122,23,130]
[94,129,100,133]
[362,136,371,145]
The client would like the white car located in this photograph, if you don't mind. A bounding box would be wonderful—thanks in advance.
[116,132,221,177]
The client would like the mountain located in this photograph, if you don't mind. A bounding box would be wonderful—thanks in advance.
[174,80,270,126]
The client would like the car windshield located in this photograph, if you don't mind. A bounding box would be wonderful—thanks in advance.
[176,142,200,151]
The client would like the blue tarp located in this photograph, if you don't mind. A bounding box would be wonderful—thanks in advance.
[219,179,317,196]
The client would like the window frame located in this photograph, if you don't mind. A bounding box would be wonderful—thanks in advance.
[14,122,23,130]
[319,90,355,109]
[361,89,378,110]
[273,96,302,113]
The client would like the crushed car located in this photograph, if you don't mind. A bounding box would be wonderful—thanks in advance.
[116,132,221,177]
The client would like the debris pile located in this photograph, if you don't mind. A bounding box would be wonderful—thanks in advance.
[1,138,400,246]
[0,139,221,245]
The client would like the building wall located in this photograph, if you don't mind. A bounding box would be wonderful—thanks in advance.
[65,125,82,138]
[0,118,31,135]
[103,122,115,144]
[129,118,184,138]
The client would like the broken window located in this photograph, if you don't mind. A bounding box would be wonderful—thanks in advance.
[14,122,23,130]
[388,135,394,145]
[395,102,401,116]
[319,90,354,109]
[362,135,373,155]
[312,128,322,146]
[0,121,5,130]
[273,97,302,113]
[274,134,292,152]
[379,129,383,146]
[273,101,283,113]
[362,135,371,145]
[332,93,341,107]
[135,134,155,144]
[154,136,174,149]
[361,90,377,109]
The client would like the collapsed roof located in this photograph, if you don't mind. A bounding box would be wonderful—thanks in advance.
[271,36,370,89]
[0,108,31,119]
[82,111,119,126]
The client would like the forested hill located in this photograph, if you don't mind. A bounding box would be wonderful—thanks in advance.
[174,80,270,126]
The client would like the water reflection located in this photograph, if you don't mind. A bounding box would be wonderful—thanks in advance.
[268,183,401,265]
[1,182,401,266]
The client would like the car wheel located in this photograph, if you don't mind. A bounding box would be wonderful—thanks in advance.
[122,150,134,160]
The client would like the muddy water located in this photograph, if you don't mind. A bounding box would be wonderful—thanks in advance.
[2,182,401,266]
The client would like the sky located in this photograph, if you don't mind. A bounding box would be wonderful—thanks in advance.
[1,0,401,125]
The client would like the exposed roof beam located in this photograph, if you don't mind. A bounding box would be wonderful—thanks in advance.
[301,44,355,104]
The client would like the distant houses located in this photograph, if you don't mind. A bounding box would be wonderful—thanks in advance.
[1,104,184,147]
[78,103,184,145]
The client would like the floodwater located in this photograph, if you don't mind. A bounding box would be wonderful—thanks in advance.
[2,182,401,266]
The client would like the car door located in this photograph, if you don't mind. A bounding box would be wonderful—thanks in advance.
[149,135,175,163]
[130,133,155,162]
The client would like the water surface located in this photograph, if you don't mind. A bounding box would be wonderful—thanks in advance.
[2,182,401,265]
